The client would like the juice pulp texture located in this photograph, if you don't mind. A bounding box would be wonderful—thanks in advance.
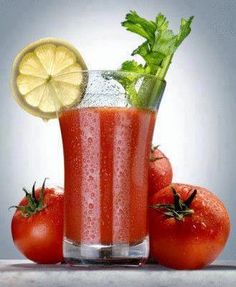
[60,107,156,245]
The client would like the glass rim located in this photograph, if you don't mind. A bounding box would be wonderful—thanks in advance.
[77,70,166,84]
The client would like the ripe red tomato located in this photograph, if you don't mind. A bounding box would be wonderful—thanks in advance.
[149,183,230,270]
[11,180,64,264]
[149,146,173,196]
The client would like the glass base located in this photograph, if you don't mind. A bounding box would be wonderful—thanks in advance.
[63,236,149,266]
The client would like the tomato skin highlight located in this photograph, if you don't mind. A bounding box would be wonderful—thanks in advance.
[148,148,173,196]
[149,183,230,270]
[11,187,64,264]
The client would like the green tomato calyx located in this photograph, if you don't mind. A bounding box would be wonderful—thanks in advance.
[151,186,197,221]
[10,178,47,217]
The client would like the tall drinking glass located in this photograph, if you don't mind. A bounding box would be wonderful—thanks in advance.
[59,71,165,265]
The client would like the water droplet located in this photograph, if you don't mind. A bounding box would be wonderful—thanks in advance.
[201,222,207,228]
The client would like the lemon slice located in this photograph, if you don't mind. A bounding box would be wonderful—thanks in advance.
[11,38,87,119]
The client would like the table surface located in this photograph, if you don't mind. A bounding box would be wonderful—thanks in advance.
[0,260,236,287]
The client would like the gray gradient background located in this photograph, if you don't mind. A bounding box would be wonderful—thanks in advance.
[0,0,235,260]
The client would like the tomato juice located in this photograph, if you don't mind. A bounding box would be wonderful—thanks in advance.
[60,107,156,246]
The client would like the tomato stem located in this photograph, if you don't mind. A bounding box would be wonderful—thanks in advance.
[184,189,197,207]
[32,181,38,204]
[149,145,168,162]
[150,187,197,221]
[38,178,47,209]
[10,179,48,217]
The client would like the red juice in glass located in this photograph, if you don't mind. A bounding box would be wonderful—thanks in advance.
[60,107,155,246]
[59,71,165,265]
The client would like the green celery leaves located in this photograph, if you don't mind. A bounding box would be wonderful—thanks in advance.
[121,11,194,79]
[110,11,194,108]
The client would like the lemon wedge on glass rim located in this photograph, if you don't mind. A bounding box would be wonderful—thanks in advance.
[11,38,88,119]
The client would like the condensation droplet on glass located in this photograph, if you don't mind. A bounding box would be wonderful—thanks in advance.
[201,222,207,228]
